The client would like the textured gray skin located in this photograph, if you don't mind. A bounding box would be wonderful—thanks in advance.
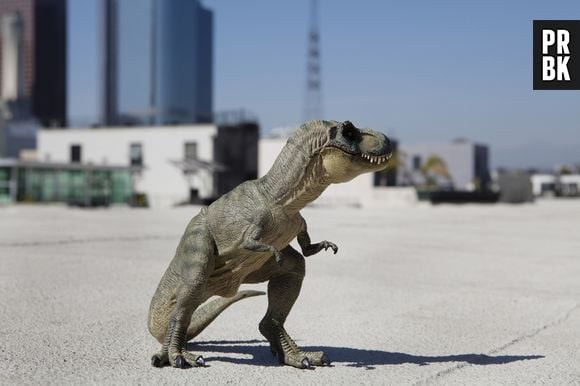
[147,120,393,369]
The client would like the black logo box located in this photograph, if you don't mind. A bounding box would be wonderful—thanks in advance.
[533,20,580,90]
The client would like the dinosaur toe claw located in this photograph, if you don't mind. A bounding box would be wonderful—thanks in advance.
[195,356,205,367]
[175,355,186,369]
[321,354,331,366]
[301,358,311,369]
[151,355,162,368]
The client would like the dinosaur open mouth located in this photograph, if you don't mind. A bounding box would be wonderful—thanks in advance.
[360,152,392,165]
[328,145,393,165]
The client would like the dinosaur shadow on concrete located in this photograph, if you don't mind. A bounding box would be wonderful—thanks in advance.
[188,339,544,370]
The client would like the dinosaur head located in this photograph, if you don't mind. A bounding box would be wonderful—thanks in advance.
[262,120,394,210]
[319,120,393,183]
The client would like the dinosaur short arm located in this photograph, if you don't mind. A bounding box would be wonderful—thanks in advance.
[297,228,338,257]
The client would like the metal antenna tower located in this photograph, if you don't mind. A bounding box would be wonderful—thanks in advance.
[303,0,322,121]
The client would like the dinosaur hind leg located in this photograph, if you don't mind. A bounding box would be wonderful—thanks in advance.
[256,246,329,369]
[148,214,215,369]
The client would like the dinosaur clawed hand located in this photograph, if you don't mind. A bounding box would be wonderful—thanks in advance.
[301,240,339,257]
[320,241,338,254]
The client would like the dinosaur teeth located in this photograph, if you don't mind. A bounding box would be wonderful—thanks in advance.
[362,153,393,164]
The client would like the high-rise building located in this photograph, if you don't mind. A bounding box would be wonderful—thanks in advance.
[0,0,67,127]
[1,11,25,101]
[97,0,212,127]
[0,1,32,105]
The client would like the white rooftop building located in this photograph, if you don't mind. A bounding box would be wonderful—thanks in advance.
[531,173,580,197]
[38,122,258,208]
[398,139,490,191]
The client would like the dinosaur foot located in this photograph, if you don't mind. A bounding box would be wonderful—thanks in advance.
[270,346,330,368]
[261,320,330,369]
[309,352,331,367]
[172,352,205,368]
[151,351,205,368]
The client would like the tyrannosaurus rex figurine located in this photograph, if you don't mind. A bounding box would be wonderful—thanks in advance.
[148,120,393,369]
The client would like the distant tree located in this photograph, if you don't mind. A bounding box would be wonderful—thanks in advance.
[420,154,453,190]
[557,165,572,175]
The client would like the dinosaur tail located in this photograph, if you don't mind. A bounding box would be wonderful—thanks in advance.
[186,289,265,340]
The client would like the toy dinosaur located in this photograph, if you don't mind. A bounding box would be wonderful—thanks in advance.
[148,120,393,369]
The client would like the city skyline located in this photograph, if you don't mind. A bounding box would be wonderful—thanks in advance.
[70,0,212,127]
[68,0,580,168]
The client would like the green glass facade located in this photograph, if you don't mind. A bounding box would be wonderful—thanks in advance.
[0,168,11,204]
[0,163,133,206]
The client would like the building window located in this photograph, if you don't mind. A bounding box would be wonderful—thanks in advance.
[130,143,143,166]
[412,155,422,171]
[540,183,555,194]
[70,144,82,163]
[185,142,198,160]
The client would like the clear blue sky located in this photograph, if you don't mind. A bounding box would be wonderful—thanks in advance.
[68,0,580,168]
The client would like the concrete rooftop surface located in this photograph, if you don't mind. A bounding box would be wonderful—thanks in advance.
[1,200,579,385]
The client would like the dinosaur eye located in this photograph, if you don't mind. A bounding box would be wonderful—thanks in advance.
[343,127,356,141]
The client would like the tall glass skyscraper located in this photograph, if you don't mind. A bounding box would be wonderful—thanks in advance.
[97,0,212,126]
[0,0,67,127]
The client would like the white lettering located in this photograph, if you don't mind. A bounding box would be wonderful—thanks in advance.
[557,30,570,55]
[542,29,555,54]
[557,56,570,80]
[542,56,556,81]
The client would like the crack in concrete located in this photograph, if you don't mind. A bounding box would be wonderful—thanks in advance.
[0,235,177,248]
[413,303,580,385]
